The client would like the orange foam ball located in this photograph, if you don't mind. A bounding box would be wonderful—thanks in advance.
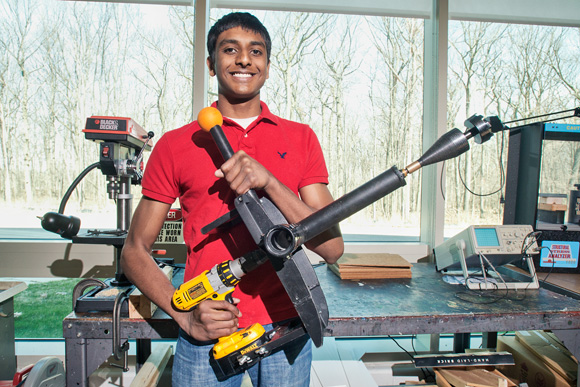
[197,107,223,132]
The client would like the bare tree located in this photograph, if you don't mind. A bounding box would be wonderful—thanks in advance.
[268,12,331,122]
[0,0,45,204]
[367,17,424,222]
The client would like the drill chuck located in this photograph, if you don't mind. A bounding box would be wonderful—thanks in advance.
[216,260,244,287]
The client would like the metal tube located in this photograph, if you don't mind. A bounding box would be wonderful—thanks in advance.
[117,176,132,231]
[263,166,406,258]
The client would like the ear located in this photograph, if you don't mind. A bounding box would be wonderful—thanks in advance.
[207,56,215,76]
[265,61,270,80]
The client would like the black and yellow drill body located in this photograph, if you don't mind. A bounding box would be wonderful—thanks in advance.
[172,259,242,311]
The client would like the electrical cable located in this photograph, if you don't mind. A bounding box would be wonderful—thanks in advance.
[410,335,435,382]
[58,162,101,214]
[503,107,579,128]
[457,132,506,197]
[455,231,541,304]
[537,246,556,284]
[388,335,435,383]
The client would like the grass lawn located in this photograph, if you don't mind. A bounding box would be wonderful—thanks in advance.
[14,278,82,338]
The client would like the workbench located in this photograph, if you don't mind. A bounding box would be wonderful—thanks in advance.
[63,263,580,386]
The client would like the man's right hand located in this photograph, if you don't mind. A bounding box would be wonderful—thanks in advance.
[178,298,242,341]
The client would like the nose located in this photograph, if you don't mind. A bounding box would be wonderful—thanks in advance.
[236,51,251,67]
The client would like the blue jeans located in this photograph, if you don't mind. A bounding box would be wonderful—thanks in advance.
[172,322,312,387]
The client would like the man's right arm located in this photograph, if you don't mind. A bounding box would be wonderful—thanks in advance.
[121,196,241,341]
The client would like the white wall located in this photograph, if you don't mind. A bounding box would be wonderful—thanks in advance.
[0,240,427,278]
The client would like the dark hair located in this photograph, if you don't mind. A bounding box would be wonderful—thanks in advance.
[207,12,271,65]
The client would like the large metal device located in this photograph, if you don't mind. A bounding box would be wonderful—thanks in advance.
[40,116,154,310]
[76,116,154,286]
[502,108,580,274]
[188,108,506,379]
[260,114,505,260]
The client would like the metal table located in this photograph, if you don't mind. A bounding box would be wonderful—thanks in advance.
[63,263,580,386]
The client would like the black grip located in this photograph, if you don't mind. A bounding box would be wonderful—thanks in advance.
[210,125,235,161]
[209,124,261,203]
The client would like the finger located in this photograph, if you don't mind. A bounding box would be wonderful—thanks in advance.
[220,150,247,174]
[229,170,253,195]
[201,299,242,317]
[206,323,239,340]
[196,318,239,341]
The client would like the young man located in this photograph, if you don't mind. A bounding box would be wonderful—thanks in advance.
[121,12,343,386]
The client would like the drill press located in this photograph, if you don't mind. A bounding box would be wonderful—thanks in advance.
[40,116,154,313]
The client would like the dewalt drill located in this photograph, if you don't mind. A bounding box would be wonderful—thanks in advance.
[171,247,273,363]
[172,248,267,311]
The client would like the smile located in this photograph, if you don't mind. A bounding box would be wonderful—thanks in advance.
[232,73,253,78]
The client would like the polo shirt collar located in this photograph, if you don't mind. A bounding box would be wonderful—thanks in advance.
[210,101,279,131]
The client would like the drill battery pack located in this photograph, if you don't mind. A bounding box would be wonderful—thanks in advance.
[210,318,308,381]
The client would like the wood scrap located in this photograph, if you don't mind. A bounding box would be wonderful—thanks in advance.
[435,370,453,387]
[328,253,412,280]
[437,368,509,387]
[515,330,578,382]
[489,370,517,387]
[130,344,173,387]
[537,202,567,212]
[129,265,173,319]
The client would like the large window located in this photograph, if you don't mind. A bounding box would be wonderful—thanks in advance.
[210,9,425,240]
[444,21,580,236]
[2,1,579,242]
[0,0,194,230]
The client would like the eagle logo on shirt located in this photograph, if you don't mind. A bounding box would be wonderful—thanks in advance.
[277,151,287,159]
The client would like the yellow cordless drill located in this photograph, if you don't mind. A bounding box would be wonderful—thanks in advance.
[171,249,271,361]
[172,259,242,310]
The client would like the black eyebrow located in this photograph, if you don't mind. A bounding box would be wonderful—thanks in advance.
[218,39,266,49]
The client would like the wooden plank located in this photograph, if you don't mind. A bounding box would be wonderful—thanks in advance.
[328,253,412,280]
[130,344,173,387]
[490,370,517,387]
[337,253,412,268]
[437,368,508,387]
[537,203,567,212]
[129,266,173,319]
[328,263,412,280]
[515,330,577,382]
[435,370,453,387]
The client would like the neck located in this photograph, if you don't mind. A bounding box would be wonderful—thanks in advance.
[216,94,262,119]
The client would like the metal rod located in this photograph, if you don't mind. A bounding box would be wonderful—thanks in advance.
[508,114,578,130]
[263,167,406,258]
[503,107,578,125]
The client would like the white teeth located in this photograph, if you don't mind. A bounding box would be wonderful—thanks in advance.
[233,73,252,78]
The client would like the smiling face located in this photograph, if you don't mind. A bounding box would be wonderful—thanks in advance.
[207,26,270,115]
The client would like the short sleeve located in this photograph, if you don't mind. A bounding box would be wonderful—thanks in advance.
[299,128,329,189]
[141,134,179,204]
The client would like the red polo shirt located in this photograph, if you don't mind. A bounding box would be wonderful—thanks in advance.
[141,101,329,327]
